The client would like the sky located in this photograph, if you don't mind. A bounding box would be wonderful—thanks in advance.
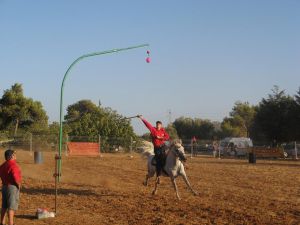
[0,0,299,134]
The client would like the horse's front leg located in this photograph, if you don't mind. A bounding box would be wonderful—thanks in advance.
[152,176,160,195]
[182,173,198,196]
[170,177,181,200]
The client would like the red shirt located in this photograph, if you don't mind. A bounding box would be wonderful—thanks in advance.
[0,160,22,186]
[142,118,170,148]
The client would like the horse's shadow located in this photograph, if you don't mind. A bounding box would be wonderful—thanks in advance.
[21,186,126,197]
[200,159,300,168]
[21,186,99,196]
[15,214,36,220]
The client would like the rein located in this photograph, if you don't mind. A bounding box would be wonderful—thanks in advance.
[168,145,186,162]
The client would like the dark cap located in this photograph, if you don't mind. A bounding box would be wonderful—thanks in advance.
[156,121,162,125]
[4,149,15,161]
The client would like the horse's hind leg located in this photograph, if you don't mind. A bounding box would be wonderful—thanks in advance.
[143,174,149,186]
[144,162,155,186]
[144,169,155,186]
[182,174,198,196]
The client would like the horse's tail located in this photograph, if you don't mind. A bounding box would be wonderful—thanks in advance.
[139,141,154,159]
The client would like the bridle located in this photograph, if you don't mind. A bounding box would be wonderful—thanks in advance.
[171,145,187,162]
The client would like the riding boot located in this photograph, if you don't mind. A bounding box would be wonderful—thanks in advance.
[156,164,162,177]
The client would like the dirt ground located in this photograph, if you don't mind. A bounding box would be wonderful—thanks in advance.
[1,149,299,225]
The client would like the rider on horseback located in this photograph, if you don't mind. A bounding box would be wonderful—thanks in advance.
[138,116,170,177]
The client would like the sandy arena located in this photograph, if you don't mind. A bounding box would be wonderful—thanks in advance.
[1,149,299,225]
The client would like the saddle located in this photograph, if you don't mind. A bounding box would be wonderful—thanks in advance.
[151,157,157,166]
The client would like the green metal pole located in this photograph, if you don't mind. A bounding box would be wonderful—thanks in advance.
[58,44,149,181]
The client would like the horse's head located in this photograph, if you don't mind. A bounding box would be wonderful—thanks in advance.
[171,139,186,162]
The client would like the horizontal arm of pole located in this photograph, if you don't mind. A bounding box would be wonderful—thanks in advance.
[61,44,149,91]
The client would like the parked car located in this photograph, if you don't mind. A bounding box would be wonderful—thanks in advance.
[219,137,253,157]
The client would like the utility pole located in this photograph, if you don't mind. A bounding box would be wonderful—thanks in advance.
[167,109,172,125]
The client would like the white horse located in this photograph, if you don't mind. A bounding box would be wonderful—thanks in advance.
[143,140,198,200]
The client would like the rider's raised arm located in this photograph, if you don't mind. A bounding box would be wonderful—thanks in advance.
[141,118,155,134]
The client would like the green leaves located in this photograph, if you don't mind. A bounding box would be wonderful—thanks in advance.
[65,100,135,141]
[165,124,179,139]
[253,86,298,143]
[221,101,256,138]
[173,117,216,139]
[0,83,48,135]
[220,86,300,143]
[1,83,299,145]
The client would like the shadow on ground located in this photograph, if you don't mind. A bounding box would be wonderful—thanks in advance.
[16,214,36,220]
[21,187,99,196]
[21,186,128,198]
[196,158,300,167]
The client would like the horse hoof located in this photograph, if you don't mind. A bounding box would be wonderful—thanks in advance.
[193,192,198,196]
[152,191,157,195]
[177,197,181,201]
[143,182,147,186]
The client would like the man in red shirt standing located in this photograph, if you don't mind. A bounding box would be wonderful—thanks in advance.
[0,150,22,225]
[138,116,170,177]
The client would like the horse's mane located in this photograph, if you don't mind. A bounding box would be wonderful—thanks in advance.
[170,139,184,151]
[171,139,182,146]
[142,139,184,159]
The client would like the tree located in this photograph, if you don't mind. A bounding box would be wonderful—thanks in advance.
[173,117,215,140]
[220,117,242,137]
[165,124,179,139]
[0,83,48,135]
[220,101,256,138]
[48,122,60,136]
[293,87,300,140]
[48,121,70,138]
[253,86,296,143]
[65,100,136,142]
[295,87,300,105]
[173,117,193,139]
